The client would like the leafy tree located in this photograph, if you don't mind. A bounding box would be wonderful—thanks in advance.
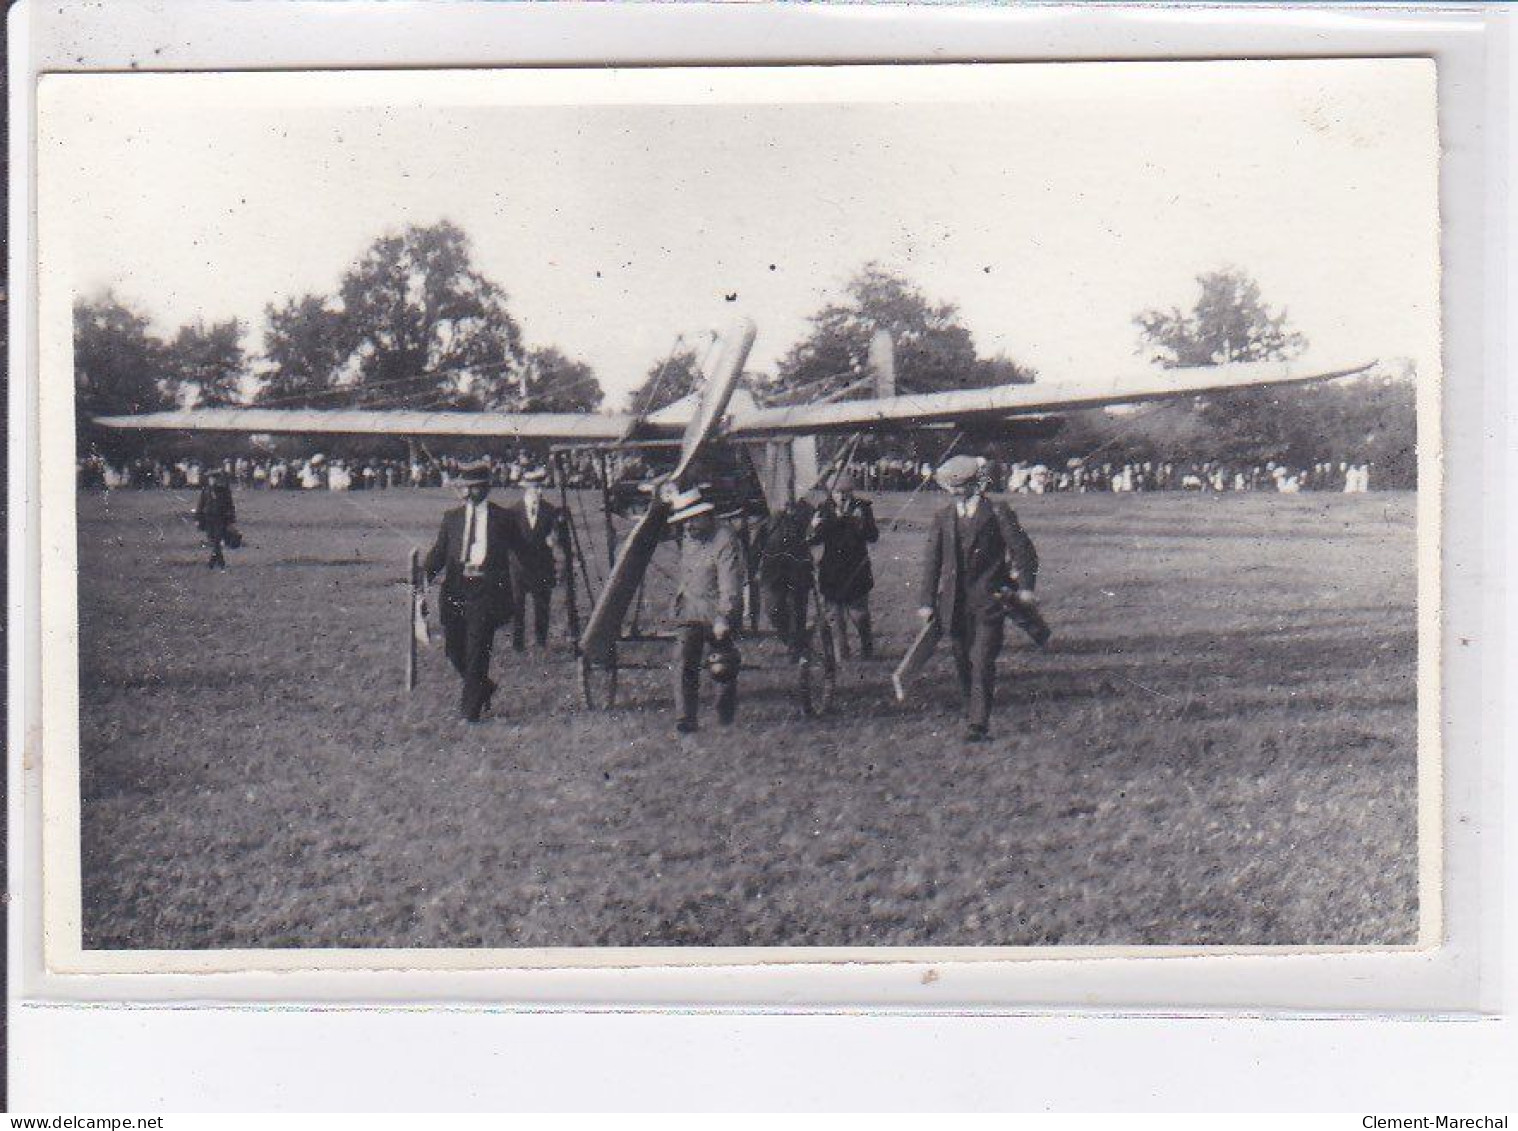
[1134,267,1306,368]
[252,221,527,411]
[335,220,524,408]
[514,346,604,412]
[971,353,1037,388]
[1024,276,1419,484]
[1134,267,1312,464]
[772,264,987,402]
[1338,368,1418,486]
[1266,369,1417,482]
[165,318,247,407]
[466,346,603,412]
[257,295,349,407]
[1027,370,1417,488]
[74,293,171,459]
[628,345,705,414]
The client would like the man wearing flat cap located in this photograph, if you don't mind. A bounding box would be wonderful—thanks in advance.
[424,459,525,722]
[507,465,570,652]
[917,453,1042,742]
[669,485,746,734]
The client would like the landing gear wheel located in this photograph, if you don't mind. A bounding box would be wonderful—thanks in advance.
[580,647,618,710]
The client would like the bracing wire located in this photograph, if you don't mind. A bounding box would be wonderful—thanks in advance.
[247,358,614,411]
[634,334,691,418]
[884,430,966,533]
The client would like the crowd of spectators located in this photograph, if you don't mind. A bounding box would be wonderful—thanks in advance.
[76,451,609,493]
[945,458,1372,494]
[834,457,1376,494]
[78,451,1378,496]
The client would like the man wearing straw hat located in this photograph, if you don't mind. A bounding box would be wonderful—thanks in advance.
[423,458,524,722]
[506,465,570,652]
[668,485,746,734]
[917,454,1042,742]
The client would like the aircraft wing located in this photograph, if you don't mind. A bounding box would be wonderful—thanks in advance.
[92,407,639,440]
[726,359,1377,438]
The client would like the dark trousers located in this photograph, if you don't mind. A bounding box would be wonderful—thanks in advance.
[204,522,227,569]
[442,591,501,721]
[951,613,1005,730]
[674,623,737,726]
[824,597,874,659]
[764,579,809,655]
[511,585,552,650]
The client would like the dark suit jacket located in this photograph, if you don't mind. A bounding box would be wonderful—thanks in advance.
[425,501,521,626]
[506,497,569,592]
[918,498,1038,629]
[756,499,816,587]
[809,496,879,602]
[193,482,236,530]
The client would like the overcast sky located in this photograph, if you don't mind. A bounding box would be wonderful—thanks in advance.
[40,60,1440,408]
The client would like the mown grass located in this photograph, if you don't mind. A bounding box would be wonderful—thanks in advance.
[75,487,1419,949]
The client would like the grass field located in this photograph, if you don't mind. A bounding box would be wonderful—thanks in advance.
[75,486,1420,949]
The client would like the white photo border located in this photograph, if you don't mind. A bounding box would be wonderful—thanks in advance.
[8,0,1503,1037]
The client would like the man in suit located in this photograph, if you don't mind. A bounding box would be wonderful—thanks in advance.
[506,466,570,651]
[193,467,237,570]
[424,459,524,722]
[669,485,746,734]
[917,454,1041,742]
[755,495,815,658]
[808,471,879,660]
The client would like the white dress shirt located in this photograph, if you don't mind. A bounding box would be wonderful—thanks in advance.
[463,501,489,569]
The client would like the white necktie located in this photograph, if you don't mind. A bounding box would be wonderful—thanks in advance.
[465,504,487,567]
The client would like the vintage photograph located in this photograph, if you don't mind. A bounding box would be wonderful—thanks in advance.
[38,60,1439,962]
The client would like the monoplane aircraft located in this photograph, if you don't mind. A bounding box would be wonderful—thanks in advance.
[97,318,1375,710]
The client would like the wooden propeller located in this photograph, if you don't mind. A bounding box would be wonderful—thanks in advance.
[577,319,756,665]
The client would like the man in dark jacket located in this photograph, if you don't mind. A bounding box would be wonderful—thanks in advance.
[808,472,879,660]
[755,496,815,658]
[506,466,570,651]
[193,468,237,570]
[424,459,525,722]
[917,455,1040,742]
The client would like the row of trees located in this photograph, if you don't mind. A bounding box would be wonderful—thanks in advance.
[1015,366,1417,486]
[76,221,606,457]
[77,223,1037,450]
[1123,268,1415,484]
[75,220,1417,483]
[736,265,1412,484]
[625,264,1034,414]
